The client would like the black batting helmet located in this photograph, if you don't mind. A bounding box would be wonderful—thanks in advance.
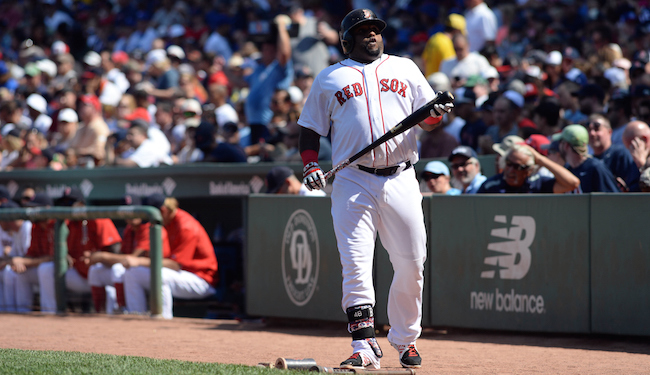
[340,9,386,55]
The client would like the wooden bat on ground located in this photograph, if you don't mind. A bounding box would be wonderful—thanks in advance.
[323,91,455,180]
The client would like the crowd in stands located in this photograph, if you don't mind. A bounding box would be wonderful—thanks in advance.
[1,0,650,193]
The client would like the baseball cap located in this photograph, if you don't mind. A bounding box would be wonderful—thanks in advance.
[0,200,19,209]
[37,59,57,78]
[422,161,450,177]
[454,87,476,105]
[427,72,451,92]
[526,134,551,156]
[572,83,605,103]
[21,192,53,207]
[545,50,562,66]
[465,74,487,88]
[492,135,525,156]
[145,49,167,69]
[58,108,78,123]
[120,194,142,206]
[503,90,524,108]
[445,13,466,34]
[482,66,499,80]
[83,51,102,67]
[111,51,129,65]
[26,93,48,113]
[181,99,202,127]
[0,185,11,200]
[448,145,477,161]
[552,124,589,154]
[51,40,69,55]
[124,107,151,122]
[55,186,85,206]
[79,94,101,112]
[266,166,294,194]
[144,193,166,209]
[24,62,41,77]
[541,139,561,152]
[166,45,185,60]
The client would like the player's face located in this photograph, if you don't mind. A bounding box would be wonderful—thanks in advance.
[503,151,531,187]
[350,24,383,62]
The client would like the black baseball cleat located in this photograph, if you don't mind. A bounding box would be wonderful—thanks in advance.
[391,342,422,368]
[340,351,381,369]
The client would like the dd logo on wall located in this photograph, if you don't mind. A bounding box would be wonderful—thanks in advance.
[282,209,320,306]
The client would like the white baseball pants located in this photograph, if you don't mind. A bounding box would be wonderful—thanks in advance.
[87,263,126,314]
[331,166,427,346]
[38,262,92,313]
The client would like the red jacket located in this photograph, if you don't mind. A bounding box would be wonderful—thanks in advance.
[165,209,218,285]
[25,220,56,258]
[67,218,121,278]
[121,222,171,258]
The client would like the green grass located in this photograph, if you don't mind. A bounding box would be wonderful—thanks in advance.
[0,349,305,375]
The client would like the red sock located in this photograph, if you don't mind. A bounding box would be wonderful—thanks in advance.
[91,286,106,313]
[114,283,126,309]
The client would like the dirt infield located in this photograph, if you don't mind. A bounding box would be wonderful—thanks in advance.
[1,314,649,374]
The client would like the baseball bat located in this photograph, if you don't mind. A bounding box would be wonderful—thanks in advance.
[323,91,455,180]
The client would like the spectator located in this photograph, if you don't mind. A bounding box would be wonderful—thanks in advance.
[25,93,52,134]
[477,144,579,194]
[124,194,218,319]
[141,52,180,101]
[38,187,122,313]
[68,94,110,167]
[448,146,486,194]
[532,98,563,137]
[50,53,77,93]
[554,124,620,193]
[422,14,466,77]
[439,33,492,88]
[207,83,238,130]
[50,108,78,154]
[245,14,293,145]
[491,135,525,174]
[478,91,523,154]
[463,0,497,53]
[455,86,486,152]
[622,120,650,170]
[265,166,326,196]
[87,194,171,314]
[639,167,650,192]
[607,89,633,145]
[1,129,24,171]
[203,122,248,163]
[588,114,640,191]
[111,120,173,168]
[287,3,339,77]
[573,83,605,118]
[6,193,54,312]
[0,199,32,312]
[420,161,461,195]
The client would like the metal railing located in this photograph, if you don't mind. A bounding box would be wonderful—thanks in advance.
[0,206,164,317]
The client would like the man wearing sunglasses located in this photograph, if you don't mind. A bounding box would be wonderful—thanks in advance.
[448,146,486,194]
[420,161,461,195]
[477,143,579,193]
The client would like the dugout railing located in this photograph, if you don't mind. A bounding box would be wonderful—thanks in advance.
[0,206,164,317]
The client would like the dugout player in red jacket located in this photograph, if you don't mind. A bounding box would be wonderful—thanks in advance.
[87,194,171,314]
[38,187,122,313]
[123,193,217,319]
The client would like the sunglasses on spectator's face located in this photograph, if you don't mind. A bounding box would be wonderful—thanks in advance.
[505,159,529,171]
[183,111,196,117]
[451,159,472,170]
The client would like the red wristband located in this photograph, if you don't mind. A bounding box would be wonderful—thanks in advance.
[301,150,319,166]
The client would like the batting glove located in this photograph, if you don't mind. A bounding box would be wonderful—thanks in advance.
[430,91,455,117]
[303,162,326,191]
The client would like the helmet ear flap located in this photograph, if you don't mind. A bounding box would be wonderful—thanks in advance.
[340,30,354,55]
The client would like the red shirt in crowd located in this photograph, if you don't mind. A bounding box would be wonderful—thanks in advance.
[67,218,121,278]
[164,209,218,285]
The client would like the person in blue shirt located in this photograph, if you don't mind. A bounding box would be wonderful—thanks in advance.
[420,161,461,195]
[477,144,579,194]
[448,145,486,194]
[587,114,640,191]
[244,14,293,146]
[555,124,620,193]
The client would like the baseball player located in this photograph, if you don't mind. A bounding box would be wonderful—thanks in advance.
[5,193,54,313]
[297,9,454,369]
[86,195,171,314]
[122,194,218,319]
[38,187,122,313]
[0,199,32,312]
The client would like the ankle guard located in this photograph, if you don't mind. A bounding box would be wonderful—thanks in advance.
[346,305,375,340]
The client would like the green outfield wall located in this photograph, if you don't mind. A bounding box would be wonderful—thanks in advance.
[246,194,649,336]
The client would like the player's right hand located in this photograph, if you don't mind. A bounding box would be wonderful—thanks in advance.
[303,162,326,191]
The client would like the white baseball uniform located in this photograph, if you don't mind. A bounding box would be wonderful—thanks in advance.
[1,220,32,312]
[87,263,124,314]
[298,54,435,346]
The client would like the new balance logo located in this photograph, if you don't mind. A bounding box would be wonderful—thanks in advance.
[481,215,535,280]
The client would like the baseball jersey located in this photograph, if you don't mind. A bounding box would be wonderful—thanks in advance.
[67,218,122,278]
[121,222,171,258]
[6,220,32,257]
[25,220,56,258]
[298,54,436,168]
[165,209,218,285]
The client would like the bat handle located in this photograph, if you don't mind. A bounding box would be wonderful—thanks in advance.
[324,159,351,180]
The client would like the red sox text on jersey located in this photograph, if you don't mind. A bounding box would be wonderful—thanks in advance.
[335,79,408,105]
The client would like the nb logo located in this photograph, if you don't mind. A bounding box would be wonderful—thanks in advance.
[481,215,535,280]
[282,209,320,306]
